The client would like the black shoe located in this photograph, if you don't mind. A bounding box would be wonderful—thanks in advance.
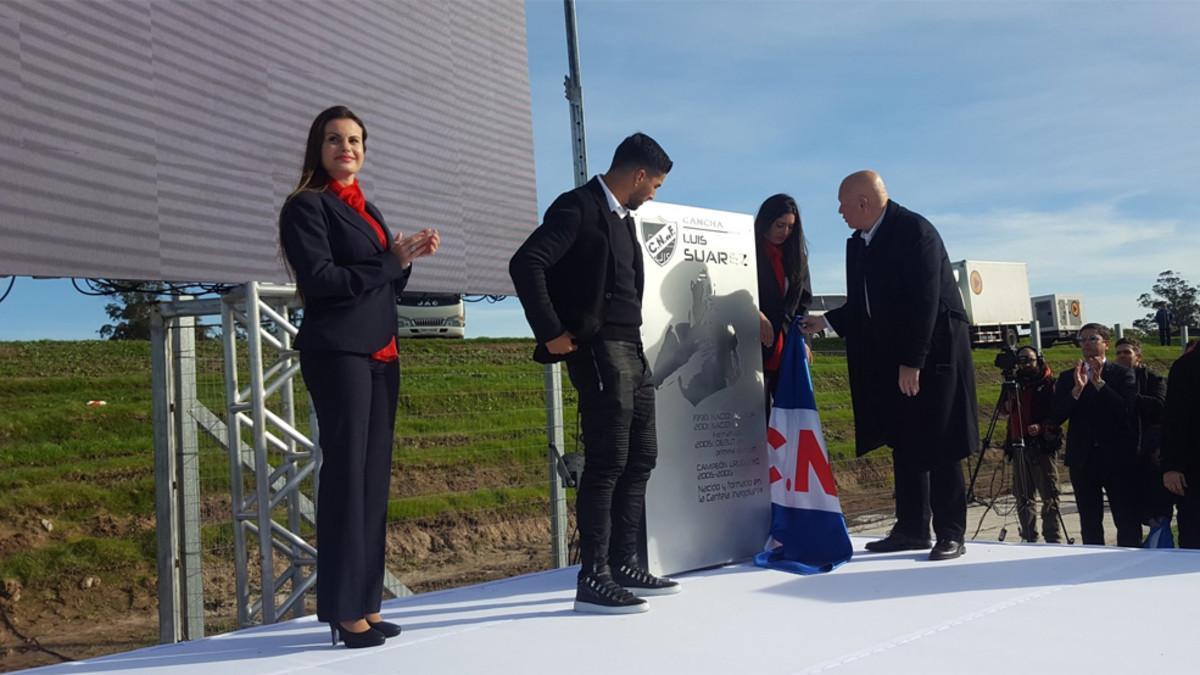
[864,532,932,553]
[367,619,402,638]
[928,539,966,561]
[574,572,649,614]
[330,622,386,648]
[612,563,681,597]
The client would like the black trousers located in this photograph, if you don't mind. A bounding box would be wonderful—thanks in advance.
[1158,324,1171,346]
[892,452,967,543]
[565,339,658,576]
[301,352,399,623]
[1068,464,1142,547]
[1178,481,1200,549]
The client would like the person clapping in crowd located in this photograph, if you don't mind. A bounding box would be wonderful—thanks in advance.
[1051,324,1142,547]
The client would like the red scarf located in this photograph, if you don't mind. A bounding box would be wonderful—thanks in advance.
[763,243,786,371]
[327,178,398,363]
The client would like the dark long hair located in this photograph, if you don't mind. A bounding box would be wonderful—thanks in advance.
[279,106,368,288]
[753,193,807,292]
[290,105,367,197]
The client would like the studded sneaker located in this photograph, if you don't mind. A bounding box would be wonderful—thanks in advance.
[574,572,649,614]
[612,563,681,596]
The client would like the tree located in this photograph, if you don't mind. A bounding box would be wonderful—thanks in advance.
[98,287,162,340]
[1134,270,1199,334]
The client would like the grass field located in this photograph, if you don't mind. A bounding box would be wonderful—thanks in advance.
[0,336,1188,670]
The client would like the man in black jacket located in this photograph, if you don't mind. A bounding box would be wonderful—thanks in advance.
[1051,324,1141,546]
[509,133,676,614]
[1163,342,1200,547]
[803,170,978,561]
[1114,337,1170,528]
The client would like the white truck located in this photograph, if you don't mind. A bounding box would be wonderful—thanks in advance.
[1031,294,1085,346]
[951,260,1032,347]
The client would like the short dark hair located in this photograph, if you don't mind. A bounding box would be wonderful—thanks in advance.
[610,132,672,175]
[1078,323,1111,341]
[1115,336,1141,351]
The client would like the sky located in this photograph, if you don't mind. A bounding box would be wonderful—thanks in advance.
[2,1,1198,340]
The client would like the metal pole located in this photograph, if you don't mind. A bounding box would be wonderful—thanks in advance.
[1114,323,1123,340]
[544,0,591,569]
[222,293,251,627]
[1030,319,1042,353]
[151,309,181,643]
[245,281,278,623]
[173,307,205,639]
[564,0,588,189]
[1184,325,1191,351]
[277,302,305,619]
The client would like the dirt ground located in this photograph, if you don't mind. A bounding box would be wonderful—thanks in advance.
[0,456,972,673]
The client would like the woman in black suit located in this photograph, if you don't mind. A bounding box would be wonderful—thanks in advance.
[755,193,812,416]
[279,106,439,648]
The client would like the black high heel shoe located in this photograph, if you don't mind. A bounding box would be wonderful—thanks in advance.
[367,619,402,638]
[329,622,386,649]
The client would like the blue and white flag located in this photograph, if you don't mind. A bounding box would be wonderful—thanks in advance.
[754,318,853,574]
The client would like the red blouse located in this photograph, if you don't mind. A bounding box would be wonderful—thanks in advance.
[327,178,399,363]
[762,243,786,371]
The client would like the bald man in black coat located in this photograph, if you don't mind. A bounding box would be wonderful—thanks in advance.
[804,171,978,561]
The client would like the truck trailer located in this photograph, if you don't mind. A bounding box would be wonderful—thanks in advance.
[951,260,1032,347]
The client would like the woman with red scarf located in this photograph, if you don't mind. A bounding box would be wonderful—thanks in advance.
[755,193,812,418]
[280,106,440,648]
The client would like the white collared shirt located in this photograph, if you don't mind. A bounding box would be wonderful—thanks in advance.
[596,175,629,219]
[861,208,886,316]
[861,209,886,247]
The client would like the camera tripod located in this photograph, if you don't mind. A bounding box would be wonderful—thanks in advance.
[966,376,1074,544]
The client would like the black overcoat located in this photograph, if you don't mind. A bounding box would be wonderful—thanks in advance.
[824,200,979,468]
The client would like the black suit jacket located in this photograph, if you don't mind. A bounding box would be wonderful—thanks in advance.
[280,189,411,354]
[823,201,978,466]
[1051,361,1137,474]
[509,177,643,363]
[756,245,811,365]
[1162,348,1200,478]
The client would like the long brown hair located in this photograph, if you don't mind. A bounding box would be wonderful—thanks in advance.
[754,193,808,292]
[278,106,368,286]
[289,105,368,198]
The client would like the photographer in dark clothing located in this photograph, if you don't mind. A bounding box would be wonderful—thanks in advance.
[1001,346,1063,543]
[1114,337,1171,531]
[1163,342,1200,548]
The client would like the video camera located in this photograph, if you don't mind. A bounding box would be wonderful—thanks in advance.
[993,345,1019,381]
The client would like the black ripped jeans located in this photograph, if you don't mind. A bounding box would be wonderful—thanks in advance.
[565,339,658,577]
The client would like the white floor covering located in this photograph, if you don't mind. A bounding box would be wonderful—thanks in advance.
[26,537,1200,674]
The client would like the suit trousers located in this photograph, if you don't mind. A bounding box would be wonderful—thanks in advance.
[1068,464,1142,547]
[565,339,658,576]
[301,352,399,622]
[1178,482,1200,549]
[892,451,967,543]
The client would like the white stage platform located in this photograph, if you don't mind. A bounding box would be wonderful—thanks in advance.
[27,537,1199,674]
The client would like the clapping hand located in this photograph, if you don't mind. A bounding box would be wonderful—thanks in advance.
[1071,360,1087,398]
[391,228,440,268]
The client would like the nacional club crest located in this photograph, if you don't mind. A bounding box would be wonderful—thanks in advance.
[640,217,677,267]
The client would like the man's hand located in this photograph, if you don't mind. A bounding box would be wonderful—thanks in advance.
[899,365,920,397]
[1027,424,1042,436]
[805,341,814,362]
[759,312,774,347]
[545,331,577,355]
[1086,356,1105,389]
[800,315,827,335]
[1164,470,1188,497]
[1072,360,1087,399]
